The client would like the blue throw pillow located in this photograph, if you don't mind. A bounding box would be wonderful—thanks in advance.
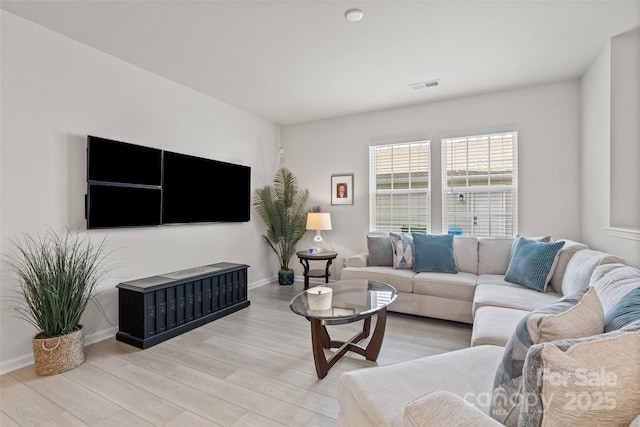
[604,286,640,332]
[412,233,457,274]
[505,238,564,292]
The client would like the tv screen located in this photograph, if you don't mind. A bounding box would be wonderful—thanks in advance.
[87,135,162,186]
[87,184,162,229]
[162,151,251,224]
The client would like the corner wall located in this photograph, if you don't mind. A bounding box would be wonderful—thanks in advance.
[0,11,280,374]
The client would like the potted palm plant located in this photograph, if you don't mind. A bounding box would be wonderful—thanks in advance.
[6,228,109,376]
[253,167,319,285]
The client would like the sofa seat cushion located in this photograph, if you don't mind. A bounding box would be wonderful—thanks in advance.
[340,266,415,293]
[471,306,530,347]
[337,345,504,427]
[477,274,524,287]
[404,391,503,427]
[473,284,561,315]
[413,271,477,301]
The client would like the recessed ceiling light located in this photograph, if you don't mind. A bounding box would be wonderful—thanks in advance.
[345,8,364,22]
[409,80,440,90]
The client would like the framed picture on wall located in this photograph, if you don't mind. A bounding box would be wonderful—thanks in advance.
[331,173,353,205]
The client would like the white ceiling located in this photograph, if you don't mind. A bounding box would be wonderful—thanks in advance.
[2,1,639,125]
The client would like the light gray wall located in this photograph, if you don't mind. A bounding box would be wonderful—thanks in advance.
[0,11,281,373]
[282,80,582,278]
[610,27,640,229]
[580,28,640,267]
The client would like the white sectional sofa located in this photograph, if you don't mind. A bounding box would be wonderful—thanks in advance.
[337,234,640,426]
[341,235,618,331]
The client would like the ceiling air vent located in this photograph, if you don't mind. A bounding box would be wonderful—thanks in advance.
[409,80,439,90]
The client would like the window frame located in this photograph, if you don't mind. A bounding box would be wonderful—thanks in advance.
[369,140,431,233]
[441,131,518,238]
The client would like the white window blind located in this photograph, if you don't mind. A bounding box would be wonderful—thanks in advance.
[369,141,430,233]
[442,131,518,237]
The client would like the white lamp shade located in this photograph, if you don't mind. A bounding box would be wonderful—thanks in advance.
[306,213,332,230]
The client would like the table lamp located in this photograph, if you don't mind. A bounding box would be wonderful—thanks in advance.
[306,212,332,253]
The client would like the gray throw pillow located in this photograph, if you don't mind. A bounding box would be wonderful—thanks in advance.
[367,233,393,266]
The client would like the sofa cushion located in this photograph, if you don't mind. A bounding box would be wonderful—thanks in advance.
[340,266,415,293]
[590,263,640,313]
[453,236,478,274]
[471,306,530,347]
[390,232,414,269]
[403,391,503,427]
[412,233,457,274]
[490,288,604,426]
[337,345,504,427]
[521,320,640,427]
[413,272,477,301]
[473,284,561,314]
[561,249,624,296]
[476,274,523,288]
[604,286,640,332]
[504,238,564,292]
[367,233,393,266]
[478,238,514,275]
[549,239,588,294]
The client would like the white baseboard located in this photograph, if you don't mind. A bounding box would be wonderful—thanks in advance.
[0,326,117,376]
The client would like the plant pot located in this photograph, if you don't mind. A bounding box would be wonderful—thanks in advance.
[278,269,295,286]
[32,325,85,376]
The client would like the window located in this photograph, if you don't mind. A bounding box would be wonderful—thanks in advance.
[442,131,518,237]
[369,141,430,233]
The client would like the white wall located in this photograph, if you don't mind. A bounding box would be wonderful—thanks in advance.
[610,27,640,229]
[0,11,281,374]
[580,29,640,268]
[282,81,582,277]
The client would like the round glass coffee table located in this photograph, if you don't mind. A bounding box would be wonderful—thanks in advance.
[289,279,398,379]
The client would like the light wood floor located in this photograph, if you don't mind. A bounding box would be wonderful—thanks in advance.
[0,281,472,427]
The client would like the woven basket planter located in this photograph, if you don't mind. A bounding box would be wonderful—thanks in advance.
[32,325,85,376]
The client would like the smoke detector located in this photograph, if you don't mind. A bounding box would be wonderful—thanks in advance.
[345,8,364,22]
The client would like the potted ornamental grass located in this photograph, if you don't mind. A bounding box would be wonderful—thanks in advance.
[6,228,109,375]
[253,167,319,285]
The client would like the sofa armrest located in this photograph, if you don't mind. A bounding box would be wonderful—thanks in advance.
[347,253,368,268]
[403,391,502,427]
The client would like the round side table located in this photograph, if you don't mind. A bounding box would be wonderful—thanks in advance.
[296,250,338,290]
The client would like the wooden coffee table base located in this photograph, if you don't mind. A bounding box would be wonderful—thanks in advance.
[309,308,388,379]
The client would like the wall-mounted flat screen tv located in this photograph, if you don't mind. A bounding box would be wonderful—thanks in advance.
[163,151,251,224]
[85,135,251,229]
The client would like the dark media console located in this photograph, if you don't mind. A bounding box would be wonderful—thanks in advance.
[116,262,250,349]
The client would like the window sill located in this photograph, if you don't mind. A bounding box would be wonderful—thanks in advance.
[605,227,640,241]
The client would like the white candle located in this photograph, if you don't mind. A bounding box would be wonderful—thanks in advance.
[307,286,333,310]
